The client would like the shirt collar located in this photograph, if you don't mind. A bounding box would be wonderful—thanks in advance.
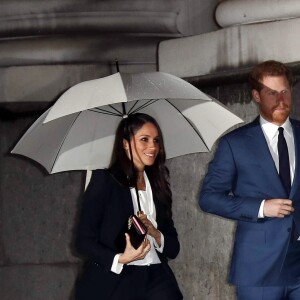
[260,115,292,140]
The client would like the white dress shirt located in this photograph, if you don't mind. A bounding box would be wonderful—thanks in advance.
[111,172,164,274]
[258,116,295,218]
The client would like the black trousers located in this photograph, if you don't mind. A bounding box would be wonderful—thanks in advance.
[109,264,183,300]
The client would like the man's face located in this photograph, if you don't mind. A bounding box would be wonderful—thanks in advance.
[252,75,292,125]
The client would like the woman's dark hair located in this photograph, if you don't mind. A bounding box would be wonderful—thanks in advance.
[109,113,172,219]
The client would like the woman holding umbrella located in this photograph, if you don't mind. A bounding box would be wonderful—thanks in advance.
[74,113,183,300]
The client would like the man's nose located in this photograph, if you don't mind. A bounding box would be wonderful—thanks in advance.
[277,92,285,102]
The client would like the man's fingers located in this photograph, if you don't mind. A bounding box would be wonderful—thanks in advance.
[281,204,294,212]
[279,206,294,216]
[264,199,295,218]
[281,200,293,206]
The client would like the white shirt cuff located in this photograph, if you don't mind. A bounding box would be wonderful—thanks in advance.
[258,200,265,218]
[111,254,124,274]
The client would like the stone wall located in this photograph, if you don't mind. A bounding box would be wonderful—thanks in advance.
[1,112,84,299]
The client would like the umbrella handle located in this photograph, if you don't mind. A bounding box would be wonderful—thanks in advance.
[128,144,142,212]
[116,59,141,211]
[115,59,120,72]
[126,120,143,212]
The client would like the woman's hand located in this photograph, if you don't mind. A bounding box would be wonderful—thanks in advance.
[138,213,161,247]
[118,233,151,264]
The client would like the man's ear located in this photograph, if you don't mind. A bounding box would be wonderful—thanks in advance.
[252,89,260,103]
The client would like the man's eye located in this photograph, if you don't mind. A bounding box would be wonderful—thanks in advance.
[268,91,277,96]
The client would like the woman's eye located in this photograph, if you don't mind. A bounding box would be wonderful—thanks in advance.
[141,137,148,142]
[154,138,159,144]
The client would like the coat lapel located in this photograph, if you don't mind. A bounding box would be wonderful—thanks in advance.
[108,164,135,216]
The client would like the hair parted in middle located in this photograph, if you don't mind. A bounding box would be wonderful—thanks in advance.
[109,112,172,219]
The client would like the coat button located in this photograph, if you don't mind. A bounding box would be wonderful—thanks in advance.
[287,228,291,232]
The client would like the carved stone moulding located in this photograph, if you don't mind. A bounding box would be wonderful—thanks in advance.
[216,0,300,28]
[0,11,180,37]
[0,35,167,67]
[159,17,300,79]
[0,0,183,37]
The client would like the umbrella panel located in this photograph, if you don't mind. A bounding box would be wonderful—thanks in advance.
[44,72,212,123]
[11,109,79,173]
[121,72,211,102]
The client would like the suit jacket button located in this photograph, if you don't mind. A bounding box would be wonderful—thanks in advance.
[287,228,291,232]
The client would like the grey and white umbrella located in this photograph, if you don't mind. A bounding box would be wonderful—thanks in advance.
[11,71,243,173]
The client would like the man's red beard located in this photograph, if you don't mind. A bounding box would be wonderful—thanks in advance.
[272,105,290,123]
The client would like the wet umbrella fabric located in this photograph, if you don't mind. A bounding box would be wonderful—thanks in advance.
[11,72,243,173]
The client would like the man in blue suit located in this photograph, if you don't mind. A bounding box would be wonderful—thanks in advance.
[200,60,300,300]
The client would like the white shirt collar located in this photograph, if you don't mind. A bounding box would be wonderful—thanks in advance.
[260,116,293,140]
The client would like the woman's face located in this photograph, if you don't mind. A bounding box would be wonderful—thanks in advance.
[123,122,160,171]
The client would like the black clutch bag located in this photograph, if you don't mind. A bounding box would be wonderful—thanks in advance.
[127,215,147,249]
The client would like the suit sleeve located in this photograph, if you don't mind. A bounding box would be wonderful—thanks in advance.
[199,136,263,222]
[75,170,118,271]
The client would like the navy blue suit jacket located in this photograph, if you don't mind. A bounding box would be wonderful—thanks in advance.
[200,117,300,286]
[75,167,180,298]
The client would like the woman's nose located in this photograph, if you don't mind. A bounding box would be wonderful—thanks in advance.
[149,141,157,149]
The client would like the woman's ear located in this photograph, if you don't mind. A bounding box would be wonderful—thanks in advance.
[252,89,260,103]
[123,139,129,150]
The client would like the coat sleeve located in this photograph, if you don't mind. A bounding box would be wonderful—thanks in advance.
[158,217,180,260]
[75,169,118,271]
[199,136,263,222]
[154,196,180,259]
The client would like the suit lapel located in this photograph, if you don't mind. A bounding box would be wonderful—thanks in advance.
[247,118,300,197]
[290,119,300,197]
[246,118,286,194]
[246,118,278,172]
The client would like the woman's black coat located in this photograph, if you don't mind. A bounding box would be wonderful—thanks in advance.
[75,167,180,299]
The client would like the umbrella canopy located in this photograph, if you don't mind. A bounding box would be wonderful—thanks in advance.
[11,72,243,174]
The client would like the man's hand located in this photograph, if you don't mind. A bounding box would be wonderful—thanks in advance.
[264,199,294,218]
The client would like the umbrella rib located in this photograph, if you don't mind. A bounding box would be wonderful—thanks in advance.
[129,99,159,114]
[164,99,210,150]
[108,105,123,115]
[88,107,121,117]
[127,100,139,114]
[50,111,83,173]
